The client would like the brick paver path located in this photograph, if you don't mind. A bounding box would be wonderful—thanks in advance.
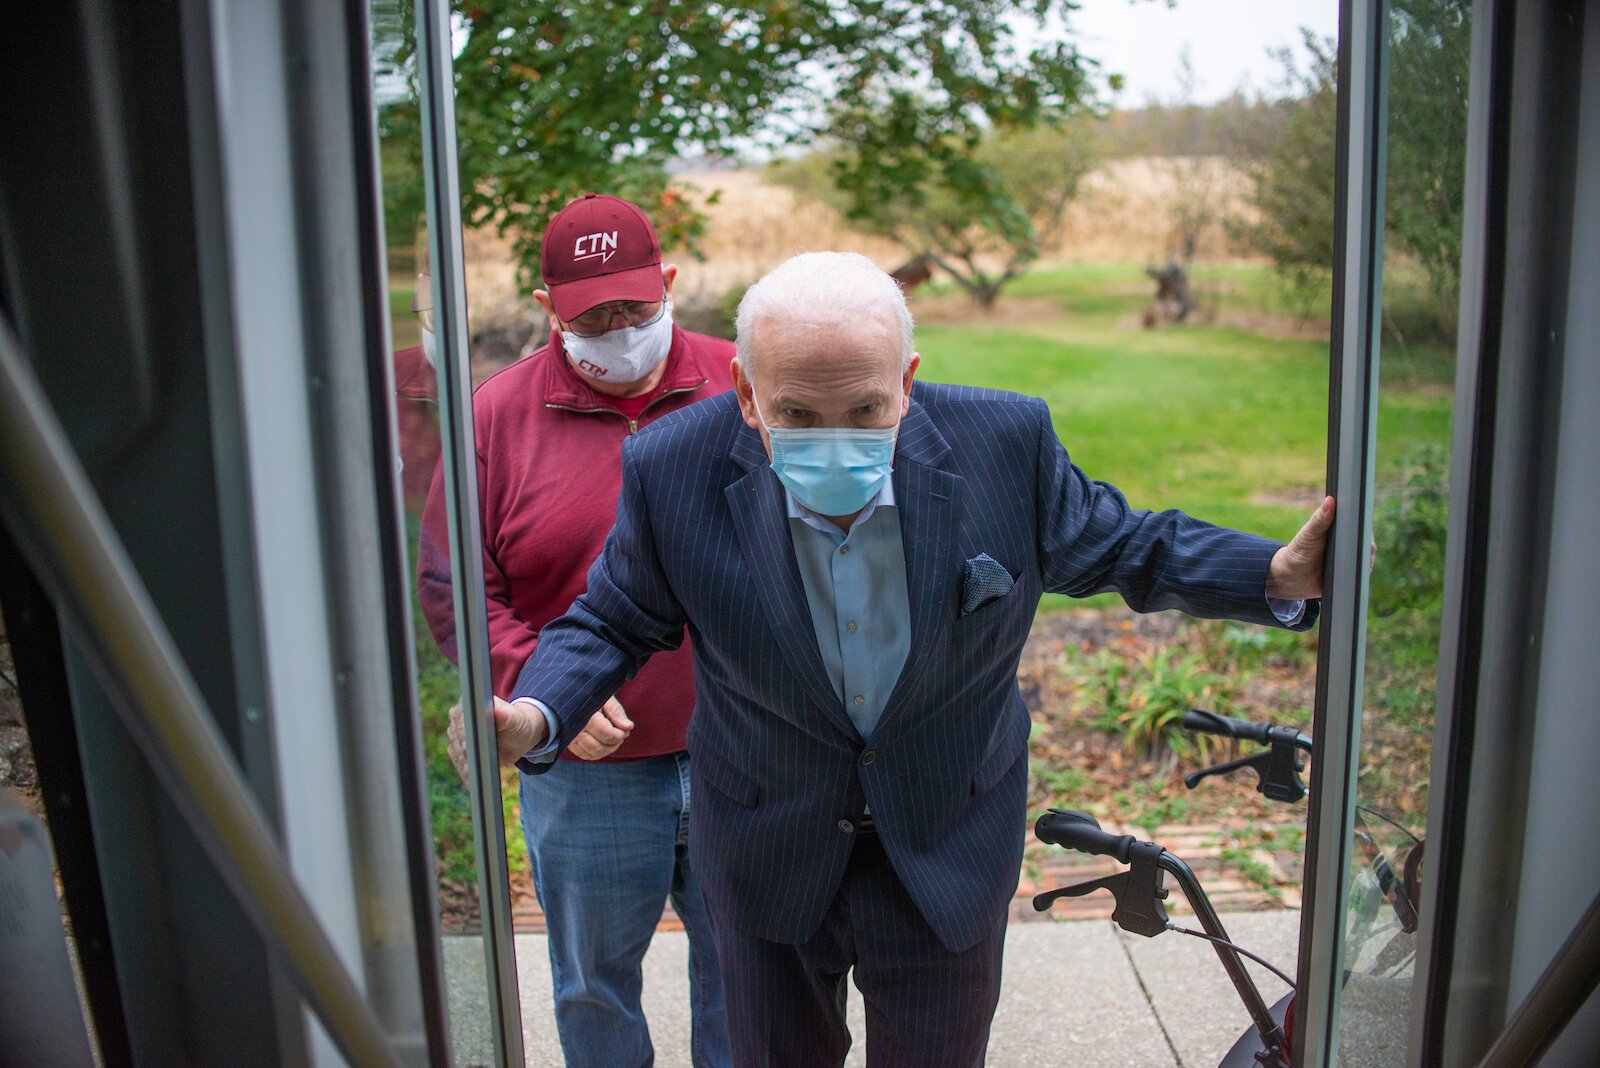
[500,818,1302,935]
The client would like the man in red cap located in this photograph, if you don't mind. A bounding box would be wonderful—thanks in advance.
[425,193,733,1068]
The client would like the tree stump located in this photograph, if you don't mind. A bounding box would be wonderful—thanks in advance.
[1142,261,1193,327]
[890,253,936,294]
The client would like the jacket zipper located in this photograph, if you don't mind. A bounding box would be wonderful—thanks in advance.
[545,377,708,434]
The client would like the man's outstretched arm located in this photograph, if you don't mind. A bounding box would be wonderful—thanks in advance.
[1033,401,1326,628]
[501,445,688,769]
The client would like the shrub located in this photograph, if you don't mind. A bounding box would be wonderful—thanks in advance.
[1366,444,1451,726]
[1092,647,1234,761]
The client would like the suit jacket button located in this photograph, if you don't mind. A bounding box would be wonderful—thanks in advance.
[861,750,877,766]
[837,818,855,834]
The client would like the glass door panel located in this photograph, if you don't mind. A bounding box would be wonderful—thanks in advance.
[370,2,524,1063]
[1299,0,1472,1063]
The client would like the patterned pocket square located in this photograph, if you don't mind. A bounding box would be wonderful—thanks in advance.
[960,553,1015,617]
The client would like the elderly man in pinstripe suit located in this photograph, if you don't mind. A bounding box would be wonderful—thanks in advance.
[488,252,1334,1065]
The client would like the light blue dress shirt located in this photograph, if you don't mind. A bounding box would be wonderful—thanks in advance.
[786,480,911,742]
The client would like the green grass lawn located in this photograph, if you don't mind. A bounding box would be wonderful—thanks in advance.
[916,261,1453,540]
[918,318,1329,538]
[914,261,1454,611]
[390,278,422,349]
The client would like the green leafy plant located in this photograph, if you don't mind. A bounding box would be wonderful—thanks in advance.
[1231,30,1339,318]
[1387,0,1473,304]
[1213,620,1316,672]
[1370,444,1450,615]
[1366,443,1451,727]
[1072,647,1128,722]
[415,621,477,885]
[380,0,1102,294]
[1093,647,1234,761]
[407,518,531,889]
[1029,757,1092,805]
[1131,791,1193,837]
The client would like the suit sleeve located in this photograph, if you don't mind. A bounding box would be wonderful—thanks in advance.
[1032,400,1316,630]
[510,441,688,769]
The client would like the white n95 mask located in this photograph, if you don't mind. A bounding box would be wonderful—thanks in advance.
[562,301,675,385]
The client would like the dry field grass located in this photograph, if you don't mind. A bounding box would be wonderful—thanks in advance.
[671,156,1265,293]
[460,225,542,337]
[1052,155,1260,264]
[457,155,1269,329]
[664,167,908,302]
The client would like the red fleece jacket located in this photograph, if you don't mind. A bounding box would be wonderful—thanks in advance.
[419,325,734,761]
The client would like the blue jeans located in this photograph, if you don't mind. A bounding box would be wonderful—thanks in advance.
[519,752,730,1068]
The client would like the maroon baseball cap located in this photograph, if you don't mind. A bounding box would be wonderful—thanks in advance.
[540,193,664,321]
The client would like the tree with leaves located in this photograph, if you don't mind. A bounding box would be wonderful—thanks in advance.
[1386,0,1472,299]
[381,0,1100,292]
[1233,31,1339,310]
[1237,0,1471,326]
[1124,49,1246,263]
[770,120,1102,308]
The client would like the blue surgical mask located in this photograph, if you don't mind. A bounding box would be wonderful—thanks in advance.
[753,394,898,516]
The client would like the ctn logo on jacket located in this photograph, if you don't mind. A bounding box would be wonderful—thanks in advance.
[573,231,619,264]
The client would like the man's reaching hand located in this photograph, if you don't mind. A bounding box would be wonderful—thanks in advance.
[447,695,551,785]
[1268,496,1336,601]
[569,697,634,760]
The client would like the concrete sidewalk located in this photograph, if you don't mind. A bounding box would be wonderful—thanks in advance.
[443,910,1299,1067]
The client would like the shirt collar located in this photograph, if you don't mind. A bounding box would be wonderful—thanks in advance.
[785,476,896,537]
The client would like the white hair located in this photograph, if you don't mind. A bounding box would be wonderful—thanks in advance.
[735,252,915,378]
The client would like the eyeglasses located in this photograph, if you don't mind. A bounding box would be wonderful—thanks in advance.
[563,291,667,338]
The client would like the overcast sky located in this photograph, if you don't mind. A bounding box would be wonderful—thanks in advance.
[1068,0,1339,105]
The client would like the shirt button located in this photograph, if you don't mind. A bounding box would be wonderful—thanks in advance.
[838,818,855,834]
[861,750,877,766]
[846,621,858,633]
[839,545,850,555]
[853,695,865,706]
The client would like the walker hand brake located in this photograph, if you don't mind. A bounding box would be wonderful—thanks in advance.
[1183,726,1308,803]
[1032,838,1171,938]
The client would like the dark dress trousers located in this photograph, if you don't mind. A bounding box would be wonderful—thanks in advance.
[513,383,1314,1060]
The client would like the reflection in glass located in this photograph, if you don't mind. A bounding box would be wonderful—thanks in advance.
[370,1,499,1062]
[1337,0,1470,1062]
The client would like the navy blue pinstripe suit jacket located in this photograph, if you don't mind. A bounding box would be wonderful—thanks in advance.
[513,382,1314,953]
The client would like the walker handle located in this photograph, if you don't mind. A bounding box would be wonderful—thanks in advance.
[1034,809,1138,863]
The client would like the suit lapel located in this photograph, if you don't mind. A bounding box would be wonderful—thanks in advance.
[875,403,962,743]
[724,425,859,740]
